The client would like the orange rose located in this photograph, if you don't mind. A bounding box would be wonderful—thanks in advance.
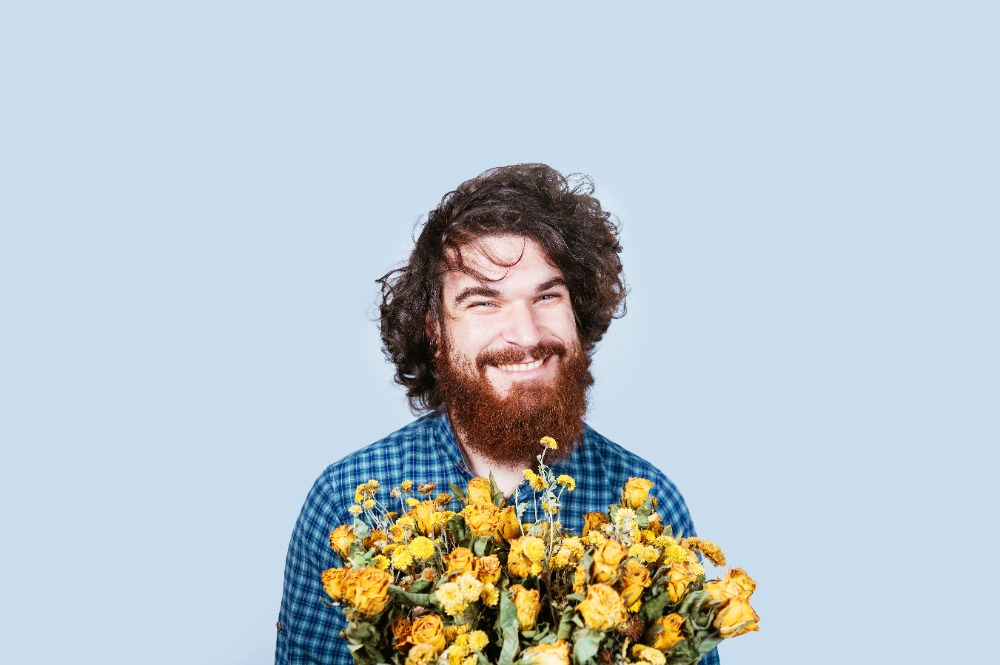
[363,529,387,552]
[576,583,626,631]
[462,503,501,537]
[622,478,655,509]
[506,539,533,578]
[647,613,685,651]
[476,555,502,584]
[408,614,446,654]
[521,639,570,665]
[619,559,652,606]
[510,584,541,630]
[592,539,628,584]
[582,512,609,537]
[443,547,477,575]
[466,477,494,506]
[573,566,587,594]
[329,525,356,558]
[714,597,759,637]
[346,567,392,615]
[711,568,756,602]
[392,617,412,651]
[321,567,348,601]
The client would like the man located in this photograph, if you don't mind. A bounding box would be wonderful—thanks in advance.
[276,164,719,664]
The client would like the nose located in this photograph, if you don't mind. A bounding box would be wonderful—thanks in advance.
[501,301,543,349]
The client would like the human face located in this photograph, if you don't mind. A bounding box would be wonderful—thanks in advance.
[437,235,581,398]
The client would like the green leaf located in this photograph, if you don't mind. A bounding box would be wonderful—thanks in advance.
[450,482,468,504]
[556,606,576,640]
[497,591,521,665]
[408,579,433,594]
[389,585,437,608]
[489,472,506,507]
[638,588,672,624]
[571,627,604,665]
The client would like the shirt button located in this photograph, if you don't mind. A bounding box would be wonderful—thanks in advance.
[276,620,283,631]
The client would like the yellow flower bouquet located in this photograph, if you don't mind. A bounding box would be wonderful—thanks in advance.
[322,439,759,665]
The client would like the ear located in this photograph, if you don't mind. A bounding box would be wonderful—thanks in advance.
[425,311,440,357]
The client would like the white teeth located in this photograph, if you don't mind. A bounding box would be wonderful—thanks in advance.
[497,358,545,372]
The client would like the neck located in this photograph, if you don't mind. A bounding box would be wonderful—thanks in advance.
[449,416,527,498]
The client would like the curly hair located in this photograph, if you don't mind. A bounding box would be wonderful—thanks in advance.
[377,163,627,413]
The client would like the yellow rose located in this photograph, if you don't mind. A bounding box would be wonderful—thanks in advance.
[622,478,655,509]
[443,547,477,575]
[408,614,447,653]
[476,555,502,584]
[582,512,609,537]
[631,644,666,665]
[462,503,501,537]
[320,567,348,601]
[647,613,685,651]
[392,617,412,651]
[496,505,522,542]
[664,564,696,603]
[714,597,760,637]
[329,525,356,558]
[506,539,533,578]
[521,639,570,665]
[714,568,756,601]
[647,510,665,536]
[573,566,587,594]
[576,583,626,631]
[347,567,392,615]
[592,539,628,584]
[510,585,542,630]
[466,477,494,506]
[408,500,439,535]
[618,559,652,607]
[405,643,438,665]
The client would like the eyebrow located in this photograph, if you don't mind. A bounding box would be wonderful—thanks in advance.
[452,277,568,306]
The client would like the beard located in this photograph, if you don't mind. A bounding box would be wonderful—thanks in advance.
[435,338,593,470]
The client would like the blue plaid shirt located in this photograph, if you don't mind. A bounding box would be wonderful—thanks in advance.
[276,411,720,665]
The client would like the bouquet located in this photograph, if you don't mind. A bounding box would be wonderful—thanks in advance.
[322,437,759,665]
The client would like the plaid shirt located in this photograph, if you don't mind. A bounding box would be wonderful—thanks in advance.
[276,411,720,665]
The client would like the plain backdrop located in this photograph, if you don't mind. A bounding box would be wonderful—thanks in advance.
[2,2,997,664]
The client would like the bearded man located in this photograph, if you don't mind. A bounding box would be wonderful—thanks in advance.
[276,164,719,665]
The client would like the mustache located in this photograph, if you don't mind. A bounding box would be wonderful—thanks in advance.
[475,341,567,371]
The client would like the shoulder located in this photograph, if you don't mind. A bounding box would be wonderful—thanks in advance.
[581,424,696,538]
[315,413,440,496]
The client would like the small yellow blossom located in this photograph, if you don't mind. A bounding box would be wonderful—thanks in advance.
[408,536,436,560]
[400,480,414,492]
[468,630,489,652]
[480,583,499,606]
[348,505,363,516]
[556,475,576,491]
[363,499,376,510]
[629,599,642,613]
[435,493,453,505]
[522,469,546,491]
[435,582,468,616]
[539,436,558,449]
[522,536,547,563]
[373,555,390,570]
[628,543,645,558]
[405,497,420,508]
[456,573,484,602]
[391,548,414,570]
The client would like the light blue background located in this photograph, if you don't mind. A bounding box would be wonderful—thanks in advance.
[2,2,997,664]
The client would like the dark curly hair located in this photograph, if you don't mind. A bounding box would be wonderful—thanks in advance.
[377,163,627,413]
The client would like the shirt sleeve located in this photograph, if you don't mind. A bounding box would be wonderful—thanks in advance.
[276,471,353,665]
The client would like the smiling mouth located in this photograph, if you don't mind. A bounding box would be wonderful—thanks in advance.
[495,357,547,373]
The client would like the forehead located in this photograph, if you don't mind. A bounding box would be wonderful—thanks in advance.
[442,235,562,287]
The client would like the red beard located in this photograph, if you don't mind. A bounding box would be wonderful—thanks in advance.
[435,339,592,469]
